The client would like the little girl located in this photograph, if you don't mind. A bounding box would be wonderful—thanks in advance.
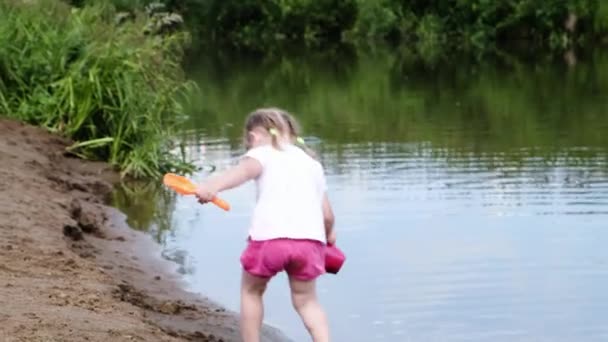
[194,108,336,342]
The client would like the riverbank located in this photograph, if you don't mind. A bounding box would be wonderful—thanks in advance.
[0,118,288,342]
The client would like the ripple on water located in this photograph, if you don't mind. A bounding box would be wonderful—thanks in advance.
[148,139,608,342]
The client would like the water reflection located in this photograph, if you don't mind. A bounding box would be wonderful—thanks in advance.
[182,46,608,149]
[114,47,608,341]
[111,182,176,243]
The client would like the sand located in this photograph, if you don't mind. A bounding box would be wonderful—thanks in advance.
[0,118,289,342]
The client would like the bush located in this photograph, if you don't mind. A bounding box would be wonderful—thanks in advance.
[351,0,603,49]
[351,0,401,40]
[105,0,358,47]
[0,0,194,178]
[594,2,608,34]
[92,0,607,50]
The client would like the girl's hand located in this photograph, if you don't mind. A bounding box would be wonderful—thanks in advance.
[194,185,216,204]
[326,229,337,246]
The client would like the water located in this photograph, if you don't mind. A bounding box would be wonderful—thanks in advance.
[114,46,608,341]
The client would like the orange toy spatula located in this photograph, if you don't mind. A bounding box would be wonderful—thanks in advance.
[163,173,230,211]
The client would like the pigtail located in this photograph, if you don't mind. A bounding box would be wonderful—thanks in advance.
[244,107,317,157]
[269,127,281,150]
[279,110,319,160]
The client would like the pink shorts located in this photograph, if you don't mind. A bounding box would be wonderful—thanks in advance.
[240,238,326,281]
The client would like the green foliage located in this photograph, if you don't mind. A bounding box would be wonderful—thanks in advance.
[350,0,401,40]
[98,0,359,47]
[0,0,195,179]
[593,1,608,34]
[93,0,608,50]
[197,0,358,47]
[203,0,281,46]
[368,0,600,48]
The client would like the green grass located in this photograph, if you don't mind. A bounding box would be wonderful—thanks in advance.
[0,0,195,179]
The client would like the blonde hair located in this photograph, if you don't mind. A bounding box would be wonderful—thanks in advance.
[243,107,318,160]
[279,111,318,160]
[243,107,288,150]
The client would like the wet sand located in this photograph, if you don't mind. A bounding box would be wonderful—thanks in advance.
[0,118,289,342]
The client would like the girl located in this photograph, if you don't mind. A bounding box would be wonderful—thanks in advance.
[194,108,336,342]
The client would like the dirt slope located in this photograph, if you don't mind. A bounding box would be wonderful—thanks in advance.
[0,118,288,342]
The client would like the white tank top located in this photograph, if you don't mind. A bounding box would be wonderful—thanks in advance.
[244,144,327,242]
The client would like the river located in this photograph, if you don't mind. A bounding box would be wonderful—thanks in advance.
[114,46,608,341]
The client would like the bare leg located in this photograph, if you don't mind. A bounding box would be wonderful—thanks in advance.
[289,276,330,342]
[240,271,270,342]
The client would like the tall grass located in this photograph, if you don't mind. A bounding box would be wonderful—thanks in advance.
[0,0,194,178]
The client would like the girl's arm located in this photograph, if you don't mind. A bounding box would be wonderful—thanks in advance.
[322,193,336,244]
[195,157,262,201]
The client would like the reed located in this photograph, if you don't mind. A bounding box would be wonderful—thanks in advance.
[0,0,194,178]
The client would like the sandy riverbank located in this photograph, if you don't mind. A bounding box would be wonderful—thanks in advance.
[0,118,289,342]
